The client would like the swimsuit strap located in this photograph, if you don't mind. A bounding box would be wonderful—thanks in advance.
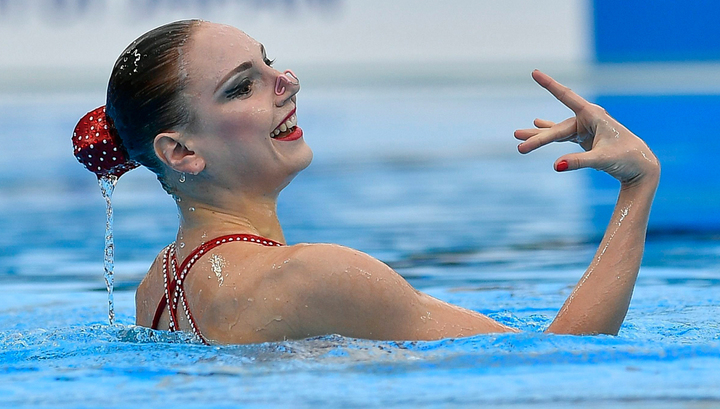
[151,234,284,344]
[151,245,178,331]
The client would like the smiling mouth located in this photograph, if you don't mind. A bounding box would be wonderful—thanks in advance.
[270,109,298,139]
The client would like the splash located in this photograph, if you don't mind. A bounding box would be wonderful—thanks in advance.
[98,175,118,325]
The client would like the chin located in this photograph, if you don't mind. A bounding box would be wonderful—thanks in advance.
[298,145,313,170]
[277,144,313,191]
[290,144,313,175]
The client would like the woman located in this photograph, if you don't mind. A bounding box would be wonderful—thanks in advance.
[75,20,659,345]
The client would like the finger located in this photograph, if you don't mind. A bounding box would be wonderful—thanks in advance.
[517,117,576,154]
[533,118,555,128]
[515,118,556,140]
[532,70,589,114]
[514,128,542,140]
[554,151,600,172]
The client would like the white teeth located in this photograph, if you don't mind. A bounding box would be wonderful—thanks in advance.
[270,113,298,137]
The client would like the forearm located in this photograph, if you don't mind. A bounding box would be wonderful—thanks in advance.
[546,171,659,335]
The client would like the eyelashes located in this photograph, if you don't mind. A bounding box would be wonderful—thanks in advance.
[261,44,274,67]
[224,52,275,100]
[225,78,253,99]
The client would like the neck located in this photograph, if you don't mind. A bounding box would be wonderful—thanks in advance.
[175,191,285,246]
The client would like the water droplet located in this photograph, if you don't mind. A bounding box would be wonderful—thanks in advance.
[189,207,195,212]
[179,242,185,249]
[179,173,186,183]
[210,254,226,286]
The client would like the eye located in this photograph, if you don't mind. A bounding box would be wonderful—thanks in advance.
[225,78,253,99]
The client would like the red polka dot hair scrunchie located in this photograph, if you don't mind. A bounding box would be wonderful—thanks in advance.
[72,106,139,178]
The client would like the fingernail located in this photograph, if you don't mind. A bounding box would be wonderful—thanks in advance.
[556,160,568,172]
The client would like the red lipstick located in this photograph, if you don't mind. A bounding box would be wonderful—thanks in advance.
[274,126,303,141]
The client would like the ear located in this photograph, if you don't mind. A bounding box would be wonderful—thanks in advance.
[153,132,206,175]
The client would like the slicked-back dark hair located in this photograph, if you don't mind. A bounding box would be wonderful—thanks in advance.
[106,19,201,184]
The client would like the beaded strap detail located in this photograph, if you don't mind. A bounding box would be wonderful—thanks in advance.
[153,234,284,345]
[161,246,178,331]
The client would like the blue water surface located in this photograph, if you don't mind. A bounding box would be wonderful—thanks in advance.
[0,88,718,408]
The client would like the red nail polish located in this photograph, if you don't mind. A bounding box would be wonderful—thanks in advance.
[556,160,568,172]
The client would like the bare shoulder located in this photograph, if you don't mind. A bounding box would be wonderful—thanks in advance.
[198,241,397,290]
[277,242,415,298]
[195,242,402,308]
[270,243,423,338]
[135,249,167,327]
[191,241,516,343]
[276,243,518,339]
[191,242,419,341]
[283,242,399,277]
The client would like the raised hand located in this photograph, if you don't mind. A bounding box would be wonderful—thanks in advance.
[514,70,659,186]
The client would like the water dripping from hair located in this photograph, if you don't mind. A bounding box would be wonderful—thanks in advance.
[98,175,118,325]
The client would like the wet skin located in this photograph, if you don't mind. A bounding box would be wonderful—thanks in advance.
[135,23,660,344]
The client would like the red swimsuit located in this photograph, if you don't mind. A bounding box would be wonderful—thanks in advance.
[150,234,284,344]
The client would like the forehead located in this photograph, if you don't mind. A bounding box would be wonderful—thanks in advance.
[183,23,261,89]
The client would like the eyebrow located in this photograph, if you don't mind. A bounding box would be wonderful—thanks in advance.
[214,61,253,93]
[213,44,267,94]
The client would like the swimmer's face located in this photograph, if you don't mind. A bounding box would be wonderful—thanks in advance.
[181,22,312,194]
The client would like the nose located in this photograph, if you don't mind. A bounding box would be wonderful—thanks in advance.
[274,70,300,104]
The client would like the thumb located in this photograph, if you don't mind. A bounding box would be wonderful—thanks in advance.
[554,151,599,172]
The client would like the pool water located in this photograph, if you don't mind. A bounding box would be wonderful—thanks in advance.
[0,87,719,408]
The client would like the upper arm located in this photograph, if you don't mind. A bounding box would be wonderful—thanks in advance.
[283,244,517,341]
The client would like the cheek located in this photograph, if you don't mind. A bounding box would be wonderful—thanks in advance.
[209,106,278,169]
[216,106,272,139]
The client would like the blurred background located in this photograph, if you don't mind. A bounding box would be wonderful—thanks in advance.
[2,4,718,406]
[1,4,719,406]
[0,0,589,91]
[0,0,718,287]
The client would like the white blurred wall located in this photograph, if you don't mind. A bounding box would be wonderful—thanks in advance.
[0,0,590,92]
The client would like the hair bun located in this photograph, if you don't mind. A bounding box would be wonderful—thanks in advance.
[73,106,139,178]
